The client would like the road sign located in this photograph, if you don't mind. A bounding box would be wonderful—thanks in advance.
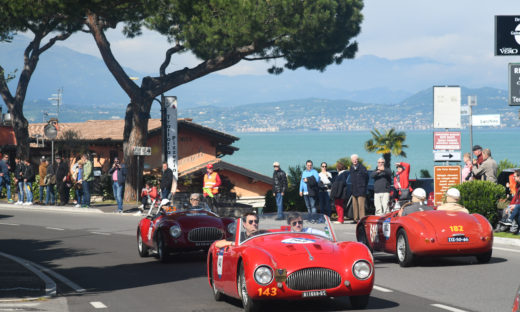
[433,86,461,129]
[433,131,461,150]
[495,16,520,56]
[509,63,520,106]
[472,114,501,126]
[460,105,470,116]
[434,166,461,206]
[133,146,151,156]
[434,151,461,162]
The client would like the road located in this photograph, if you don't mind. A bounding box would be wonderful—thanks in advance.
[0,206,518,312]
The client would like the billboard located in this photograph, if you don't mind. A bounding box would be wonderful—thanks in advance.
[495,16,520,56]
[509,63,520,106]
[433,86,461,129]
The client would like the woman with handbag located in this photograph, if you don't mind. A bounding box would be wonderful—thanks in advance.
[394,162,411,201]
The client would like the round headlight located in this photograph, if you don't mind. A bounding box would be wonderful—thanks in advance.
[254,266,273,285]
[352,260,372,280]
[227,222,236,235]
[169,225,182,238]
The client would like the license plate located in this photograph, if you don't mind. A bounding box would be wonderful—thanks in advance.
[302,290,327,298]
[448,236,469,242]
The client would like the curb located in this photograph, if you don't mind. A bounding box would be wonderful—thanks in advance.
[494,236,520,247]
[0,204,104,214]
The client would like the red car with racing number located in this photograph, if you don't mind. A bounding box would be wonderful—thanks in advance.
[137,200,235,262]
[356,209,493,267]
[207,215,374,311]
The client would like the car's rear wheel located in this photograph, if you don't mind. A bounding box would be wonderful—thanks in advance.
[350,294,370,309]
[239,263,260,312]
[396,229,414,267]
[476,250,492,263]
[156,232,170,262]
[356,224,372,253]
[209,259,224,301]
[137,228,150,257]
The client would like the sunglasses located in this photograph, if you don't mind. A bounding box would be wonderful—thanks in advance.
[321,165,327,167]
[248,220,259,225]
[291,221,303,226]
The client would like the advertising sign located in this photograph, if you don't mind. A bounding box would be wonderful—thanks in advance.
[433,86,461,129]
[495,16,520,56]
[434,166,461,206]
[509,63,520,106]
[433,131,461,150]
[471,114,501,127]
[165,96,178,179]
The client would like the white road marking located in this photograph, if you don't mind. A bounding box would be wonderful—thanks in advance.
[90,301,108,309]
[373,285,393,293]
[29,262,86,293]
[0,222,19,226]
[493,246,520,253]
[91,232,110,236]
[431,303,468,312]
[46,227,65,231]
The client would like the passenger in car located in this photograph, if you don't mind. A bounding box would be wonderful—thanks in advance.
[398,188,432,217]
[437,188,469,213]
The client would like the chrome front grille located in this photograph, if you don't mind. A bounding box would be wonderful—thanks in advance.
[286,268,341,291]
[188,227,223,242]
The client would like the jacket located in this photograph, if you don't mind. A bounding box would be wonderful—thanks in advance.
[371,167,392,193]
[349,163,368,197]
[161,168,173,190]
[141,186,158,200]
[203,172,221,195]
[83,160,94,182]
[109,164,127,186]
[393,162,411,191]
[24,164,35,183]
[330,170,349,200]
[472,157,497,183]
[272,169,288,193]
[0,160,9,183]
[299,169,320,195]
[39,162,47,186]
[305,175,319,197]
[14,162,25,181]
[56,162,69,183]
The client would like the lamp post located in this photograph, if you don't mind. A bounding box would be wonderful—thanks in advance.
[468,95,477,160]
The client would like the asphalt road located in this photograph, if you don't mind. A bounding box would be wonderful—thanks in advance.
[0,206,519,312]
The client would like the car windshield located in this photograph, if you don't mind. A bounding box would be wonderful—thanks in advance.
[158,198,212,215]
[238,213,336,245]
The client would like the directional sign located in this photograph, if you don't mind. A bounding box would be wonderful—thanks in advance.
[472,114,501,126]
[434,151,461,162]
[509,63,520,106]
[434,166,461,206]
[434,131,461,150]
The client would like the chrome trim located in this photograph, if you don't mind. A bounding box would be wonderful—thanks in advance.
[187,227,223,242]
[352,260,373,280]
[254,265,274,286]
[286,268,341,291]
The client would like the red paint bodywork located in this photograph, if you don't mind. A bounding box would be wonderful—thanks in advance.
[137,209,234,255]
[357,210,493,257]
[207,218,374,302]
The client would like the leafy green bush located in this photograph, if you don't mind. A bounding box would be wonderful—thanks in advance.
[453,180,506,225]
[497,159,519,178]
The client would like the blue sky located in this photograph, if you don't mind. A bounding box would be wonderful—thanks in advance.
[54,1,520,89]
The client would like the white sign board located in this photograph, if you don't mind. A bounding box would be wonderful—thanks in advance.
[472,114,501,126]
[133,146,152,156]
[460,105,470,116]
[434,151,462,162]
[165,96,178,179]
[433,86,461,129]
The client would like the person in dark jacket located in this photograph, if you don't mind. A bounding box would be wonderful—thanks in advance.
[0,154,12,203]
[272,161,288,220]
[45,158,56,205]
[160,162,174,200]
[371,158,392,216]
[14,156,25,204]
[330,162,349,224]
[349,154,368,222]
[23,159,35,205]
[55,155,70,206]
[108,157,127,213]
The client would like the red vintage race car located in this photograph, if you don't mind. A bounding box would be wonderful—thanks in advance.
[356,209,493,267]
[207,215,374,311]
[137,201,235,262]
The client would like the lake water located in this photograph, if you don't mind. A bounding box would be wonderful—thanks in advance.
[225,129,520,178]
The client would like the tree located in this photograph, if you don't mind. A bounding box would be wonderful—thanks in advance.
[364,128,408,168]
[83,0,364,201]
[0,1,86,158]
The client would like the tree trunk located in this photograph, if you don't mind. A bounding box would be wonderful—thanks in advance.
[123,99,151,203]
[383,153,391,169]
[10,101,30,159]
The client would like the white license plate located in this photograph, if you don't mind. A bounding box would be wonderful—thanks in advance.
[302,290,327,298]
[448,236,469,243]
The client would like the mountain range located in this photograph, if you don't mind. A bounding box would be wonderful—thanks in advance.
[1,36,518,130]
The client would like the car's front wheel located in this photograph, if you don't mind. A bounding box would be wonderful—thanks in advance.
[396,229,414,267]
[350,294,370,309]
[239,263,260,312]
[156,232,170,262]
[137,228,150,257]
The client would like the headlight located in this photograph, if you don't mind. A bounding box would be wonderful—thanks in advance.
[254,266,273,285]
[169,225,182,238]
[352,260,372,280]
[227,222,236,235]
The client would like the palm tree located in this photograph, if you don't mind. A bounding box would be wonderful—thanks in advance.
[364,128,408,168]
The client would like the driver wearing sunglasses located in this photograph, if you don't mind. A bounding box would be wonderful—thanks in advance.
[215,212,260,248]
[287,212,328,237]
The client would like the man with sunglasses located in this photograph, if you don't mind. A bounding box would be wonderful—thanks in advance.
[215,212,260,248]
[287,212,327,237]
